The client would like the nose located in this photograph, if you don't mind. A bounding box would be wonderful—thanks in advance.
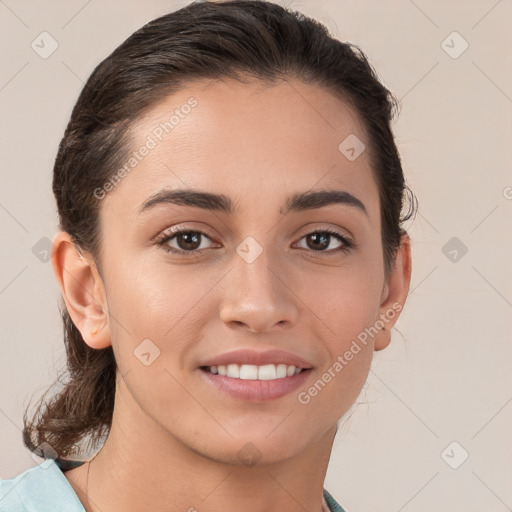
[219,247,299,333]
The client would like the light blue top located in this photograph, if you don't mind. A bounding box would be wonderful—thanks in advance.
[0,459,346,511]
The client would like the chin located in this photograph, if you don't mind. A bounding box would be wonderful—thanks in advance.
[203,432,311,467]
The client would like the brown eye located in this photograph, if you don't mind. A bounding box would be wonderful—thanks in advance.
[156,227,355,258]
[157,229,214,255]
[173,231,203,251]
[295,229,354,254]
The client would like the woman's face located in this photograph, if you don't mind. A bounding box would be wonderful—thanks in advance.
[70,77,410,464]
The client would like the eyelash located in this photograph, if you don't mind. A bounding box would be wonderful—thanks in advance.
[155,227,356,257]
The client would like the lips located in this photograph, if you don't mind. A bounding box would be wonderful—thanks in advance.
[198,348,314,401]
[199,348,314,369]
[199,366,312,401]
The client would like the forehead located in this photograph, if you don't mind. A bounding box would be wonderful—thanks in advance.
[101,77,379,223]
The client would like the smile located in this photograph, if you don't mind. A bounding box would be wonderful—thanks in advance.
[203,363,303,380]
[199,365,312,401]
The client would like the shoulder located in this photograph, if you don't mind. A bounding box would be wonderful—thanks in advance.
[323,488,348,512]
[0,459,85,512]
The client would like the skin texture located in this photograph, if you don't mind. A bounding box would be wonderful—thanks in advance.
[52,77,412,512]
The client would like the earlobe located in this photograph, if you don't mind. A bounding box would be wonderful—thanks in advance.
[51,231,111,350]
[374,233,412,352]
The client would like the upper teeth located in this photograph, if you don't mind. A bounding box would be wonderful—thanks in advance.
[208,364,302,380]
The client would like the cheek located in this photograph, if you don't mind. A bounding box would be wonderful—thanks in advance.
[297,257,382,396]
[103,258,214,423]
[104,254,217,367]
[300,260,382,335]
[296,292,376,421]
[305,345,373,404]
[106,249,201,324]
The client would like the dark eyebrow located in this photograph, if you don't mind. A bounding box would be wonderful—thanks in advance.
[284,189,368,216]
[138,188,368,217]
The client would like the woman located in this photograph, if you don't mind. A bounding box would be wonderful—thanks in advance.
[0,1,414,510]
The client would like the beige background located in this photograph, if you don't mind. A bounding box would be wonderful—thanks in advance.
[1,1,511,511]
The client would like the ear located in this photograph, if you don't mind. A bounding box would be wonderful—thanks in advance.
[374,233,412,351]
[51,231,111,349]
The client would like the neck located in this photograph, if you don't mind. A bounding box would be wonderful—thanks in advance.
[67,379,338,512]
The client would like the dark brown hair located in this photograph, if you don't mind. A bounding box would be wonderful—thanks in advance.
[23,0,416,460]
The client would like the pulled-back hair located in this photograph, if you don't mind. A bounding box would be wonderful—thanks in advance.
[23,0,416,460]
